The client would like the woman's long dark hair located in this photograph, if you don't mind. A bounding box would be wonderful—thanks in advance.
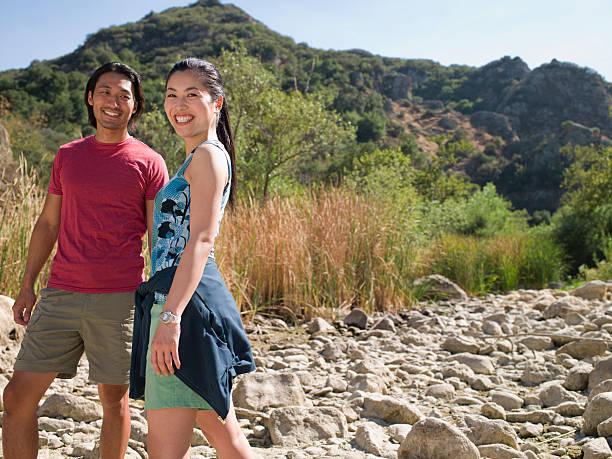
[166,58,237,208]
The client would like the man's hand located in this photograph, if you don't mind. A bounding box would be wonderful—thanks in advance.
[150,322,181,376]
[12,288,37,326]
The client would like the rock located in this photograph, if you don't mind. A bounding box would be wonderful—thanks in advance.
[348,373,387,393]
[232,372,307,411]
[307,317,336,334]
[371,315,396,332]
[553,401,585,417]
[542,296,586,319]
[462,414,519,449]
[518,336,554,351]
[424,383,455,400]
[413,275,469,301]
[477,443,527,458]
[447,353,494,374]
[519,423,543,437]
[398,417,479,459]
[362,393,423,424]
[325,374,348,392]
[321,342,344,361]
[537,382,577,407]
[469,374,496,391]
[589,379,612,401]
[556,339,608,359]
[38,393,102,422]
[589,356,612,391]
[563,362,593,391]
[442,336,480,354]
[470,111,517,141]
[505,410,555,424]
[596,416,612,437]
[583,392,612,435]
[265,406,347,446]
[0,374,9,410]
[491,390,523,411]
[571,280,609,300]
[482,320,503,336]
[481,402,506,420]
[388,424,412,443]
[343,309,368,329]
[582,437,612,459]
[0,295,25,347]
[130,419,147,444]
[38,416,75,432]
[354,422,389,457]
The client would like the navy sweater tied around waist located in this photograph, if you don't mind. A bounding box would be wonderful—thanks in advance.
[129,261,256,420]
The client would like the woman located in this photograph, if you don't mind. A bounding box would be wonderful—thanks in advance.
[129,58,256,458]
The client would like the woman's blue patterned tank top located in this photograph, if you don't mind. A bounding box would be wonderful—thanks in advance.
[150,139,231,276]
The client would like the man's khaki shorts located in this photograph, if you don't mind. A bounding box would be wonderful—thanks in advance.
[14,287,134,385]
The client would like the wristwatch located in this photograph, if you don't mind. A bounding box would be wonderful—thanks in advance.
[159,310,181,324]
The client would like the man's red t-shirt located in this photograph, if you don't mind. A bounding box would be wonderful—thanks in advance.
[47,136,169,293]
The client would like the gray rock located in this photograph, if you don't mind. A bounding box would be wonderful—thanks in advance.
[583,392,612,435]
[372,315,396,332]
[442,336,480,354]
[0,295,25,347]
[518,336,554,351]
[596,416,612,437]
[589,356,612,391]
[354,422,389,457]
[232,372,307,411]
[491,390,523,411]
[307,317,336,334]
[265,406,347,446]
[482,320,503,336]
[321,342,344,361]
[462,414,519,449]
[553,401,585,416]
[582,437,612,459]
[542,297,586,319]
[477,443,527,458]
[38,393,102,422]
[537,382,577,407]
[519,422,543,437]
[388,423,412,443]
[343,308,368,329]
[556,339,608,359]
[413,275,469,301]
[481,402,506,420]
[325,374,348,392]
[398,417,479,459]
[425,383,455,400]
[563,362,593,391]
[348,373,387,393]
[571,280,609,301]
[505,410,555,424]
[362,393,423,424]
[469,374,496,391]
[589,379,612,401]
[447,353,494,374]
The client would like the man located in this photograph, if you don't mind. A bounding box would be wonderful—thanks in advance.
[2,62,168,459]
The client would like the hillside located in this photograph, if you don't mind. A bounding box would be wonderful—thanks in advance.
[1,0,611,212]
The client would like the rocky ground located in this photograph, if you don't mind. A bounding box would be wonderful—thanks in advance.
[0,277,611,458]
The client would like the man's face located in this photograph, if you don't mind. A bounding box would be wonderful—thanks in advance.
[87,72,137,132]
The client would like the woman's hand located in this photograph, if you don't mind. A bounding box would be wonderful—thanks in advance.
[150,323,182,376]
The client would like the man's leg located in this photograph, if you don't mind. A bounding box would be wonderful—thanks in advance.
[97,383,131,459]
[2,371,57,459]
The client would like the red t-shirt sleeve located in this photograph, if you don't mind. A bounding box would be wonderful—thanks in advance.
[145,154,169,200]
[47,150,63,195]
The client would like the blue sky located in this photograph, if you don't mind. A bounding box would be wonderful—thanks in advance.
[1,0,610,81]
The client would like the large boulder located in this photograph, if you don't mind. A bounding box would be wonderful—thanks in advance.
[589,356,612,391]
[570,280,609,300]
[38,393,103,422]
[582,392,612,435]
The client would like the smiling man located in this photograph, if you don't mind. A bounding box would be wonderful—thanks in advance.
[2,62,168,459]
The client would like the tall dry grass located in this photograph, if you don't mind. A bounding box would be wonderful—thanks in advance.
[216,189,420,320]
[0,158,49,299]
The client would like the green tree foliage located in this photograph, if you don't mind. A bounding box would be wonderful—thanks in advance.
[132,109,183,175]
[217,48,355,200]
[553,143,612,271]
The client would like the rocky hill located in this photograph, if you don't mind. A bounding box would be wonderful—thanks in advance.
[1,0,611,212]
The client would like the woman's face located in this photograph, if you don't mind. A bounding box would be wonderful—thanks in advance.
[164,70,221,141]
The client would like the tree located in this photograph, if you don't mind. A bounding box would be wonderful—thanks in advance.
[217,48,355,200]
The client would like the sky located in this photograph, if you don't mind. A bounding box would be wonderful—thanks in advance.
[1,0,610,82]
